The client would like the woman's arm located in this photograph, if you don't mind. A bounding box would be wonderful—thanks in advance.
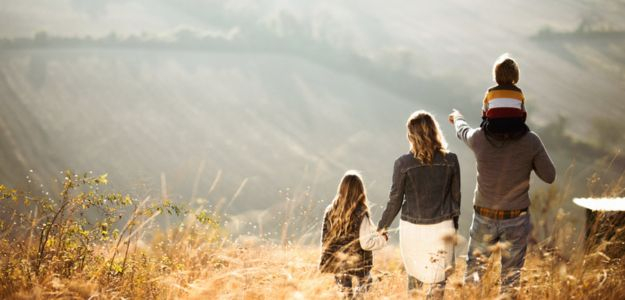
[451,154,461,230]
[377,158,406,231]
[360,216,387,251]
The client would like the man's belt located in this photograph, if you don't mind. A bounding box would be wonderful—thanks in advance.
[474,205,528,220]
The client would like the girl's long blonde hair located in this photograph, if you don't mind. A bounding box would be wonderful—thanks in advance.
[325,171,370,241]
[406,110,448,164]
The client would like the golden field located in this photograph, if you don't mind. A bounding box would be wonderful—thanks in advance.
[1,171,624,299]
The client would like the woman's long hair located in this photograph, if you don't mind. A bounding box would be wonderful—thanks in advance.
[406,110,448,164]
[325,171,370,242]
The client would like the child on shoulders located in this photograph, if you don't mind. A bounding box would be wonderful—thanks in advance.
[481,54,529,138]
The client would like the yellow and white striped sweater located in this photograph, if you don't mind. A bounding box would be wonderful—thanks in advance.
[482,84,526,119]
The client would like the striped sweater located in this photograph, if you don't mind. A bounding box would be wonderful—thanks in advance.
[482,84,526,119]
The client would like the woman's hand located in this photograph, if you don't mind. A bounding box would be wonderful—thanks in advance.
[378,229,389,241]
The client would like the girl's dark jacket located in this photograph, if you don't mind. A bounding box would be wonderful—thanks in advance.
[319,205,372,277]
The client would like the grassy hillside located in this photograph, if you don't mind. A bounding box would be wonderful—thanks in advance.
[1,172,624,299]
[2,1,625,298]
[8,244,624,299]
[1,0,625,247]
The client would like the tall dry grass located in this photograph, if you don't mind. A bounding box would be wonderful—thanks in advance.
[1,168,624,299]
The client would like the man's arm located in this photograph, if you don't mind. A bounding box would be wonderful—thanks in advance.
[532,135,556,184]
[449,110,477,149]
[377,158,406,231]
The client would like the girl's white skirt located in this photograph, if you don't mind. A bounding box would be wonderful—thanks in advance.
[399,219,455,284]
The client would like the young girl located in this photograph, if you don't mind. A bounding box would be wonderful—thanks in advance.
[319,171,387,299]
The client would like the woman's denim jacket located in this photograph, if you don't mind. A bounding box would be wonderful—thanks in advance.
[377,151,461,230]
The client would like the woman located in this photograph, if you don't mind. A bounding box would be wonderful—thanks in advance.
[377,110,461,298]
[320,171,387,299]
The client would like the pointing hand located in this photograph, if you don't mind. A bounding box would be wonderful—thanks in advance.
[448,109,463,124]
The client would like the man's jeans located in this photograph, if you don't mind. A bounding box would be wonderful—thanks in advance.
[464,212,531,295]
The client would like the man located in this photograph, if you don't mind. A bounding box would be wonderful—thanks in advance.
[448,109,555,296]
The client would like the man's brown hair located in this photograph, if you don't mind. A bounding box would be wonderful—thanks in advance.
[493,53,519,85]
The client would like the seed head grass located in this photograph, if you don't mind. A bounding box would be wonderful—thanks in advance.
[1,169,624,299]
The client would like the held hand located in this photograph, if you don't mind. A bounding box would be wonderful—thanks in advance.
[378,229,389,241]
[448,109,463,125]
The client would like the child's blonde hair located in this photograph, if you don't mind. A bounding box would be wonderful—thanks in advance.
[325,171,369,241]
[493,53,519,85]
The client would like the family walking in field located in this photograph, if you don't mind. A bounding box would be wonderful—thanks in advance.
[319,54,556,299]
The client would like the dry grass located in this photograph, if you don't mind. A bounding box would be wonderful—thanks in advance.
[1,169,625,299]
[4,240,623,299]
